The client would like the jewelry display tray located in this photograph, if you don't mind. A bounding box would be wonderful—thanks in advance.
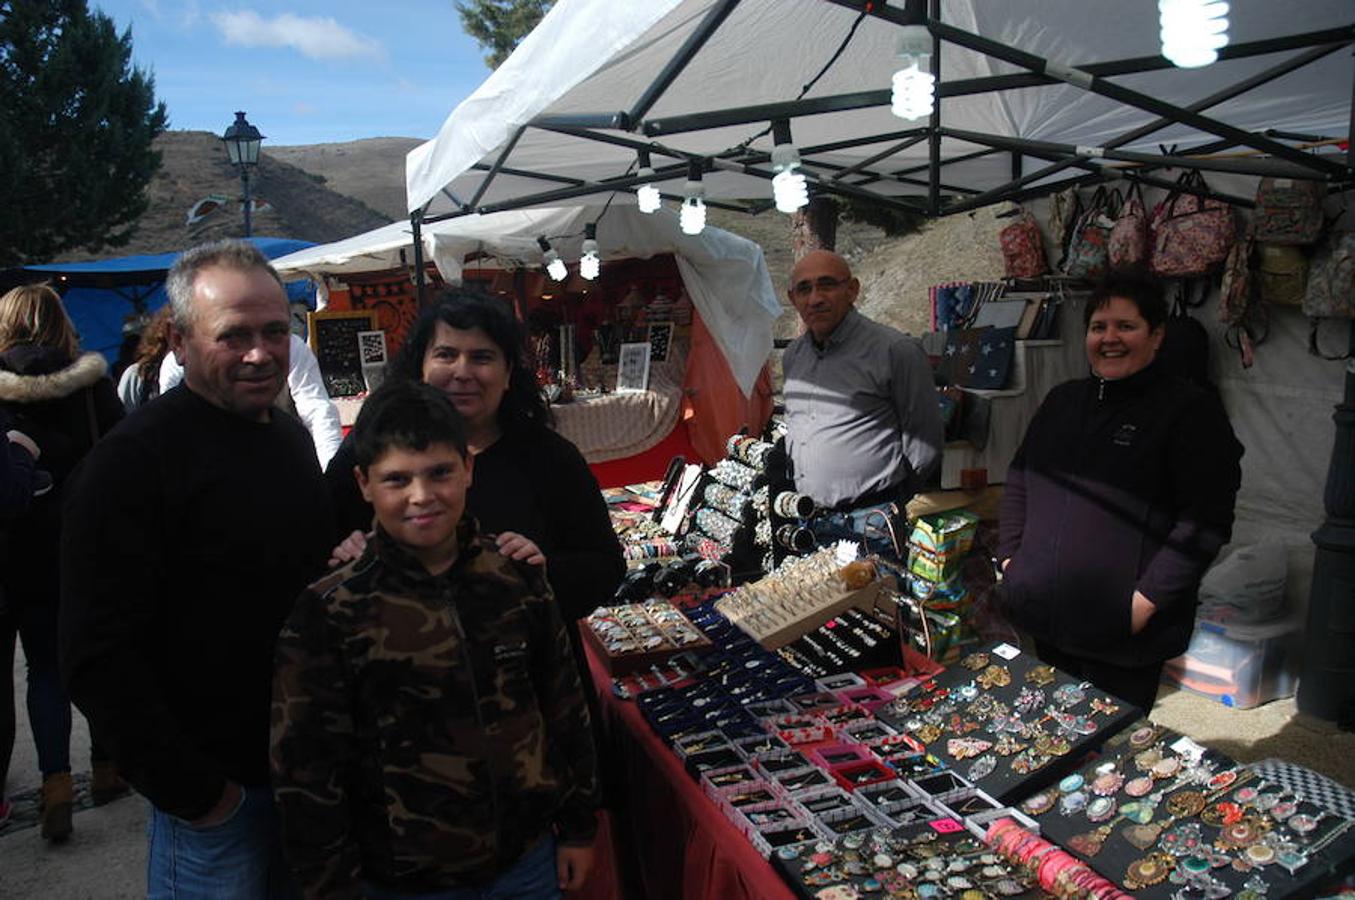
[581,601,713,675]
[1030,724,1355,900]
[874,641,1139,805]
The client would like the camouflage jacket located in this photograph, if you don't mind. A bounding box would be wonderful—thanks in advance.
[271,518,599,899]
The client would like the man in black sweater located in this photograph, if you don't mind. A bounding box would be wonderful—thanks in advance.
[60,240,334,899]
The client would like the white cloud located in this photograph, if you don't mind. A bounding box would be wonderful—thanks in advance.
[211,10,385,62]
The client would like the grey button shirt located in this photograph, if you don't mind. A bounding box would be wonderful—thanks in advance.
[783,308,944,509]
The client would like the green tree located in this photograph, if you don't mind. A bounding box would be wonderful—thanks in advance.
[0,0,167,266]
[456,0,553,69]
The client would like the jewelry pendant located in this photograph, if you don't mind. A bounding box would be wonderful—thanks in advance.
[1124,851,1174,889]
[1067,829,1106,857]
[1058,789,1089,815]
[1087,796,1118,822]
[1090,695,1121,716]
[1125,776,1155,797]
[1051,681,1088,708]
[1123,822,1162,850]
[1120,800,1159,825]
[1021,789,1056,816]
[976,665,1011,689]
[1128,724,1161,748]
[1166,790,1207,818]
[1091,771,1125,796]
[967,755,997,781]
[1025,664,1056,686]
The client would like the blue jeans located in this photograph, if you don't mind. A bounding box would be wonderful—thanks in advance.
[810,501,903,560]
[364,835,560,900]
[147,785,298,900]
[0,597,72,779]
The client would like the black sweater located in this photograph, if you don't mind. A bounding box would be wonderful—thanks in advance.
[997,363,1243,667]
[60,386,334,819]
[327,426,624,623]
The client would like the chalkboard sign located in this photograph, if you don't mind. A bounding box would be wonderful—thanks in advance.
[308,310,377,397]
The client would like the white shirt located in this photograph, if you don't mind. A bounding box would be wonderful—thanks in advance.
[160,333,344,470]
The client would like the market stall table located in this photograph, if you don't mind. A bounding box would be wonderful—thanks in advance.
[582,637,796,900]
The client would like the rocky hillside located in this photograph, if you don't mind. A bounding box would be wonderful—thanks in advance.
[55,131,394,260]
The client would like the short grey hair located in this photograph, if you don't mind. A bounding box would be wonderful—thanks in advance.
[166,239,285,332]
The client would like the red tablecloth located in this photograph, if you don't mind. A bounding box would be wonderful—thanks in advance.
[574,642,796,900]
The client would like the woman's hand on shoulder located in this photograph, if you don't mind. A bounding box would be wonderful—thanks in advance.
[328,530,369,568]
[495,531,546,566]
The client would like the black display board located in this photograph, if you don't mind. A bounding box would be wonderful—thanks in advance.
[308,310,376,397]
[874,641,1138,804]
[1028,723,1355,899]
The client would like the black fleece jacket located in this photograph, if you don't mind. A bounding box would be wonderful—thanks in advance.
[997,362,1243,668]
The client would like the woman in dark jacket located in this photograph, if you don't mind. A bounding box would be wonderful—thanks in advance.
[0,284,125,841]
[997,272,1243,713]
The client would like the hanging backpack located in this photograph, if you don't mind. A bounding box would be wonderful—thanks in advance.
[1108,181,1150,270]
[1150,171,1237,278]
[1158,292,1213,389]
[1064,187,1118,280]
[1254,243,1308,308]
[1302,231,1355,359]
[998,208,1049,279]
[1253,178,1325,245]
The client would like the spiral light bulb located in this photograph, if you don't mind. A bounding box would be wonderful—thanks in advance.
[1159,0,1229,68]
[891,56,935,120]
[544,250,567,281]
[636,166,662,213]
[580,239,600,280]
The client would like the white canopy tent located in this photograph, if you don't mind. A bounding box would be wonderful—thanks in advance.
[406,0,1353,223]
[271,204,781,397]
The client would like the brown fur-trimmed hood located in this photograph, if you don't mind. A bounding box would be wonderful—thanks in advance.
[0,351,109,405]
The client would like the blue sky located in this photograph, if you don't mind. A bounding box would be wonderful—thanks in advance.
[93,1,494,146]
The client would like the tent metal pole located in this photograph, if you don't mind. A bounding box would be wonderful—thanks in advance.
[468,161,586,187]
[410,211,428,307]
[941,127,1342,180]
[927,0,941,216]
[799,128,928,157]
[947,42,1346,216]
[529,112,628,130]
[889,147,1000,178]
[464,126,526,211]
[627,0,742,126]
[828,135,928,181]
[927,19,1351,179]
[642,88,890,137]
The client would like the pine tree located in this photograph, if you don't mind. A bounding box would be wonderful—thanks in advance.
[456,0,553,69]
[0,0,167,265]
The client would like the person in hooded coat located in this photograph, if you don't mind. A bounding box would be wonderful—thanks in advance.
[0,284,125,842]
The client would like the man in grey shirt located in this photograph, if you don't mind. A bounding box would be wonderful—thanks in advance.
[782,250,943,553]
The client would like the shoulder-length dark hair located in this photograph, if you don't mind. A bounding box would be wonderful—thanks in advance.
[392,287,552,434]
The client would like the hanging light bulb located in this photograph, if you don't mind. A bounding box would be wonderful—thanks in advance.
[1159,0,1229,68]
[580,223,600,280]
[891,23,934,121]
[770,119,809,214]
[636,149,662,214]
[537,236,567,281]
[680,160,706,236]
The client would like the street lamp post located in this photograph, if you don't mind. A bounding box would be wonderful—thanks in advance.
[221,111,264,237]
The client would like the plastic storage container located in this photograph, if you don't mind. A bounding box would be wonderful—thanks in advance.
[1161,615,1301,709]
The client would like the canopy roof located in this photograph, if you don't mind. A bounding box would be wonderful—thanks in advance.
[272,205,781,396]
[407,0,1354,222]
[23,238,313,287]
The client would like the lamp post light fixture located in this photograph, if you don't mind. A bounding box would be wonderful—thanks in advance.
[221,111,265,237]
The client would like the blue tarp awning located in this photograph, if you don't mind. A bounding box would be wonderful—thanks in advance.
[16,238,316,364]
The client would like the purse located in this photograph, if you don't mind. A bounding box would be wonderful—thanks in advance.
[1108,182,1150,270]
[1150,171,1237,277]
[998,209,1049,279]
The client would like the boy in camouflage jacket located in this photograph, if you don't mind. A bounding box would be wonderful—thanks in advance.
[271,381,599,899]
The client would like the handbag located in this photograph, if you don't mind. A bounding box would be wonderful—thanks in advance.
[1150,171,1237,277]
[998,209,1049,279]
[1254,243,1308,308]
[939,326,1016,391]
[1253,177,1325,245]
[1108,182,1150,270]
[1064,187,1118,280]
